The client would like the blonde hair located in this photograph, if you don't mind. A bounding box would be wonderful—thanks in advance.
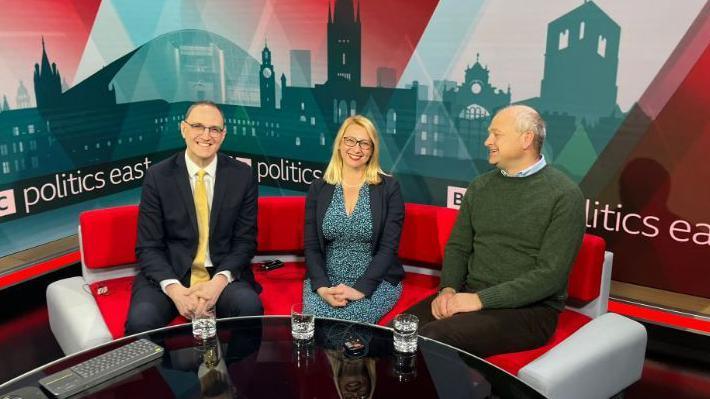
[326,350,377,399]
[323,115,386,185]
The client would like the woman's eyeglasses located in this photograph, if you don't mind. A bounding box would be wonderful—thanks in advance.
[342,136,372,151]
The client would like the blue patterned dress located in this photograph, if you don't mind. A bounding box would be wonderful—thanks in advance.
[303,184,402,324]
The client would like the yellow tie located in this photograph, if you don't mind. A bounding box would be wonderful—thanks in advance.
[191,169,211,286]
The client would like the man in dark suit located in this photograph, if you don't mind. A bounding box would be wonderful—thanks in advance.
[125,101,263,335]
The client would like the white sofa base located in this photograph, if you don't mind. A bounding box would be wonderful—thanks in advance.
[518,312,647,399]
[46,277,113,355]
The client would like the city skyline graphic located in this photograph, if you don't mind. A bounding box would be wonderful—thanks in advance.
[1,1,670,187]
[0,0,708,297]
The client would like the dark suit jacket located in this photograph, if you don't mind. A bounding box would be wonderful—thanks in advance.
[135,152,260,292]
[304,175,405,297]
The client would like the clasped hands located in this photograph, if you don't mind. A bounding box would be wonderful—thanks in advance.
[317,284,364,307]
[166,275,229,319]
[431,288,483,320]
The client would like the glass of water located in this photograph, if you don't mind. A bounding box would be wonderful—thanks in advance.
[291,302,315,341]
[192,307,217,342]
[292,338,315,368]
[392,313,418,353]
[393,351,417,382]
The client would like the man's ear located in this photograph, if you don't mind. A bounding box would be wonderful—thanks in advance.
[521,131,535,150]
[179,121,187,140]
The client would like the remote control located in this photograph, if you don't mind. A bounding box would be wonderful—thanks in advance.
[343,335,366,358]
[38,339,164,399]
[261,259,284,271]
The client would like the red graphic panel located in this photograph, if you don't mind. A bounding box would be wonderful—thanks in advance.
[0,0,101,85]
[272,0,438,86]
[586,10,710,297]
[359,0,438,86]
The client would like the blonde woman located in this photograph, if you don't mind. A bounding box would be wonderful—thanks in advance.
[303,115,404,323]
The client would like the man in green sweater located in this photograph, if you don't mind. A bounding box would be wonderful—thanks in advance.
[405,105,585,357]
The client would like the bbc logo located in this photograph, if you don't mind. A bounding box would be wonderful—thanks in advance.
[447,186,467,210]
[0,189,17,217]
[235,157,252,167]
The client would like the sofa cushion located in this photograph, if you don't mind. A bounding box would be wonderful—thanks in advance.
[89,276,187,338]
[435,206,459,259]
[89,276,137,339]
[485,309,592,375]
[398,204,458,267]
[567,234,605,304]
[378,272,440,326]
[253,261,307,315]
[80,206,139,269]
[257,197,306,253]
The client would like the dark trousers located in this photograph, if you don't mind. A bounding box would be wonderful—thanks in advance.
[125,272,263,336]
[403,294,559,357]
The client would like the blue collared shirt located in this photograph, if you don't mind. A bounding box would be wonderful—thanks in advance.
[501,155,547,177]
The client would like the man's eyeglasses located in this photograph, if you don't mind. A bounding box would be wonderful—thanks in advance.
[184,121,225,137]
[342,136,373,151]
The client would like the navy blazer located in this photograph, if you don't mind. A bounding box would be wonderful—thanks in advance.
[135,152,260,292]
[304,175,405,297]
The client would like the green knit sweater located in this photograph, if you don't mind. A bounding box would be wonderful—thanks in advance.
[440,166,586,311]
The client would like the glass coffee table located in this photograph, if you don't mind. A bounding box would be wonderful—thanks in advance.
[0,316,545,398]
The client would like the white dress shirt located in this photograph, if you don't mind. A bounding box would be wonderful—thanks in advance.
[160,152,233,292]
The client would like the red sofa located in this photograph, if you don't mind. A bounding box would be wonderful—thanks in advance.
[46,196,646,399]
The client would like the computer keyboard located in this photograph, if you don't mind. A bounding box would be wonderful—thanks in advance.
[38,339,164,399]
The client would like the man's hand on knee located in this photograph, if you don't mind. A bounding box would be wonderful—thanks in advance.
[432,288,455,320]
[189,275,228,312]
[166,283,200,319]
[445,293,482,316]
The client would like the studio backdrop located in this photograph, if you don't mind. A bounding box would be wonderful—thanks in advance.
[0,0,707,298]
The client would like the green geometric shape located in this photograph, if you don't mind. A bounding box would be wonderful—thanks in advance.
[553,123,597,182]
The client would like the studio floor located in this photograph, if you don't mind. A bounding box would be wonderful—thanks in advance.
[1,266,709,398]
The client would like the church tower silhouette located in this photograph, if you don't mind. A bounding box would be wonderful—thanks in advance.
[539,1,620,118]
[33,37,62,110]
[260,40,276,109]
[327,0,361,86]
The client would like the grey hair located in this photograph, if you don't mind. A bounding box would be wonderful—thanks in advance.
[185,100,225,125]
[498,105,546,153]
